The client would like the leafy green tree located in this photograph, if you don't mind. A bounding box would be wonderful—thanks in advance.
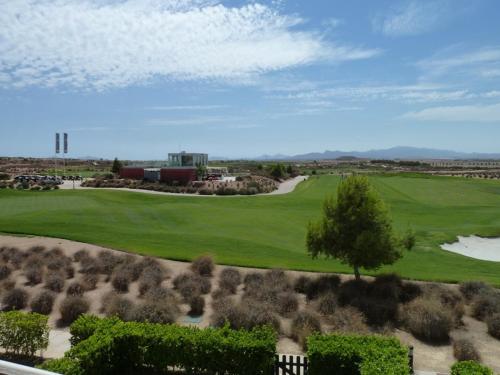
[286,165,293,174]
[196,163,207,180]
[306,175,403,280]
[111,158,122,174]
[270,163,286,179]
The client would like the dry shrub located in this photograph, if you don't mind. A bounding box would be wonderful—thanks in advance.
[173,272,211,299]
[264,269,291,291]
[44,272,66,293]
[211,288,232,300]
[471,292,500,321]
[102,292,134,320]
[28,245,46,254]
[46,257,68,272]
[111,272,131,293]
[244,272,264,291]
[66,282,85,297]
[143,287,178,303]
[24,254,45,270]
[328,306,369,334]
[402,297,453,343]
[316,293,337,316]
[190,255,215,277]
[64,265,75,279]
[98,251,122,275]
[337,279,370,305]
[0,264,12,280]
[423,284,464,325]
[459,281,491,301]
[400,282,422,303]
[81,274,98,291]
[79,256,101,274]
[24,266,44,286]
[1,279,15,292]
[129,301,179,324]
[305,275,341,301]
[118,262,143,282]
[73,249,90,262]
[188,295,205,316]
[276,292,299,316]
[59,296,90,325]
[291,311,322,349]
[2,288,29,311]
[294,275,311,294]
[453,338,480,362]
[487,313,500,340]
[371,273,403,300]
[30,290,56,315]
[45,247,64,259]
[219,268,241,293]
[1,247,25,269]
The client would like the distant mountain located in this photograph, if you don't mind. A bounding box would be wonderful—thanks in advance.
[256,147,500,161]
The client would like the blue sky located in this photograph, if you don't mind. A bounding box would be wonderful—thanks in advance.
[1,0,500,159]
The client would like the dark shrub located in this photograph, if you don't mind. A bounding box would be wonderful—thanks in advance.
[400,282,422,303]
[453,338,480,362]
[174,272,211,297]
[276,292,299,316]
[46,258,67,272]
[471,292,500,321]
[264,269,291,291]
[337,279,369,305]
[30,290,56,315]
[329,306,369,334]
[403,297,453,343]
[316,293,337,316]
[305,275,341,300]
[111,272,131,293]
[64,265,75,279]
[118,262,143,282]
[79,256,101,274]
[73,249,89,262]
[98,251,121,275]
[81,274,98,291]
[28,245,46,254]
[487,313,500,340]
[102,292,134,321]
[291,311,322,349]
[142,287,177,303]
[424,284,464,325]
[211,287,232,300]
[1,279,15,292]
[219,268,241,290]
[2,288,29,311]
[244,272,263,290]
[66,282,85,297]
[0,264,12,280]
[24,254,45,270]
[459,281,491,301]
[191,255,214,277]
[2,247,25,269]
[239,300,281,332]
[24,266,43,286]
[370,273,402,300]
[294,275,311,294]
[59,296,90,325]
[44,272,65,293]
[188,296,205,316]
[129,301,179,324]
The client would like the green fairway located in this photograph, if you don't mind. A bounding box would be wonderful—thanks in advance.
[2,174,500,285]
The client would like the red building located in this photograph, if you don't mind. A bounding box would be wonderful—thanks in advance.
[160,168,197,184]
[119,167,144,180]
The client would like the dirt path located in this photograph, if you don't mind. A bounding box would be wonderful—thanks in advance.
[59,175,309,197]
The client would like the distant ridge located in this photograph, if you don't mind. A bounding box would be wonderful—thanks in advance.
[256,146,500,161]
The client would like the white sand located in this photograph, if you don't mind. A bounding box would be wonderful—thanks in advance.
[441,235,500,262]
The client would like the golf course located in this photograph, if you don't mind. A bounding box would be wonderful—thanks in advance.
[2,174,500,285]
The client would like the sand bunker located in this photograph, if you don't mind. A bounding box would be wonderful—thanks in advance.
[441,235,500,261]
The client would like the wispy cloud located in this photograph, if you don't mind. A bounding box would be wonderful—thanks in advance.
[401,102,500,122]
[146,105,228,111]
[373,1,451,37]
[146,115,242,126]
[0,0,379,90]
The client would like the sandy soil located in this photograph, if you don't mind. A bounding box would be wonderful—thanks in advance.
[1,234,500,374]
[59,175,309,197]
[441,235,500,262]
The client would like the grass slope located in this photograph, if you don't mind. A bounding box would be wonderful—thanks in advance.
[2,174,500,285]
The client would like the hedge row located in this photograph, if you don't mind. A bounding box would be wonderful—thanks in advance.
[40,315,276,375]
[0,311,49,357]
[307,333,410,375]
[451,361,493,375]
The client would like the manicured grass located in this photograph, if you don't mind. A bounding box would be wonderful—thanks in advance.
[1,174,500,285]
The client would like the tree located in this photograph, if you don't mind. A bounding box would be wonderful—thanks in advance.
[306,175,403,280]
[196,163,207,181]
[270,163,286,179]
[111,158,122,174]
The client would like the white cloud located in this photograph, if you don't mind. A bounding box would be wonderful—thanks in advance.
[374,1,449,37]
[401,102,500,122]
[146,105,228,111]
[0,0,379,90]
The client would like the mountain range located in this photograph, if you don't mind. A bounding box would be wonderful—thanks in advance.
[256,147,500,161]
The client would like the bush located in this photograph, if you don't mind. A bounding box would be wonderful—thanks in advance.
[188,296,205,316]
[471,292,500,321]
[111,272,131,293]
[73,249,90,262]
[191,255,215,277]
[30,290,56,315]
[451,361,493,375]
[0,264,12,280]
[219,267,241,290]
[264,269,291,291]
[79,256,101,274]
[459,281,491,301]
[97,251,121,276]
[329,306,369,334]
[59,296,90,326]
[453,338,480,362]
[399,282,422,303]
[102,293,134,321]
[66,281,85,297]
[291,311,322,349]
[24,266,43,285]
[402,297,453,343]
[142,286,177,303]
[486,313,500,339]
[316,293,337,316]
[307,334,410,375]
[424,284,464,325]
[82,274,98,291]
[174,272,211,298]
[129,301,179,324]
[211,299,280,332]
[276,292,299,316]
[37,358,82,375]
[294,275,311,294]
[2,288,28,311]
[0,311,49,357]
[244,272,264,290]
[44,319,276,375]
[45,272,66,292]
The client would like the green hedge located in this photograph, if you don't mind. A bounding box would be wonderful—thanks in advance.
[307,334,410,375]
[451,361,493,375]
[69,314,120,346]
[0,311,49,357]
[41,316,276,375]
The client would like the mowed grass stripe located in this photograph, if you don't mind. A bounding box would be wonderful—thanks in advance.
[2,175,500,284]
